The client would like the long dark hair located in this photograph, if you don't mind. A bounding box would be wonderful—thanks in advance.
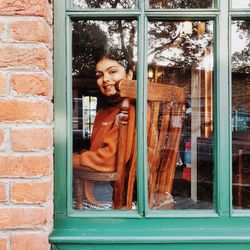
[96,46,135,74]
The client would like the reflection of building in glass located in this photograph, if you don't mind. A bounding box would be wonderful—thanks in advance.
[72,94,97,152]
[82,96,97,138]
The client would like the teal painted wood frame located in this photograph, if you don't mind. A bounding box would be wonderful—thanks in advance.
[51,0,250,248]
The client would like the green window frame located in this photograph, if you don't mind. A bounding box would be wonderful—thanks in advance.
[51,0,250,248]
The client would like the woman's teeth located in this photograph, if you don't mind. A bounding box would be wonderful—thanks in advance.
[105,85,114,90]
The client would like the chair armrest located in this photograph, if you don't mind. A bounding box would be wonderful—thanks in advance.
[73,168,119,181]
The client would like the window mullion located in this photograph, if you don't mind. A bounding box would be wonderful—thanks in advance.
[137,9,147,216]
[216,0,230,216]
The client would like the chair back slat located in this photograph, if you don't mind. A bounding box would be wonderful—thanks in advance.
[148,102,172,207]
[154,103,185,206]
[147,102,160,201]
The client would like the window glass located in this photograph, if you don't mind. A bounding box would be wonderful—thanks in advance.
[232,1,250,9]
[72,20,137,210]
[73,0,136,9]
[147,20,214,209]
[149,0,214,9]
[232,20,250,209]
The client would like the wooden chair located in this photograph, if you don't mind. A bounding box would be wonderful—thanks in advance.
[73,80,186,210]
[117,80,186,208]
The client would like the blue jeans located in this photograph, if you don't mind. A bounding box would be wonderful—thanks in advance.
[93,182,113,203]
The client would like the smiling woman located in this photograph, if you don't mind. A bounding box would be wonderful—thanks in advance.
[71,20,137,210]
[96,54,133,97]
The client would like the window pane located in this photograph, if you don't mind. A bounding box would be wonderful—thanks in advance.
[72,20,137,210]
[232,0,250,9]
[147,20,214,210]
[149,0,214,9]
[232,20,250,209]
[73,0,136,9]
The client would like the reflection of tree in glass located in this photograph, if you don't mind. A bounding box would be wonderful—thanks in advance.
[149,0,213,8]
[232,20,250,73]
[73,0,136,9]
[73,19,214,77]
[148,21,213,68]
[72,20,136,78]
[72,21,107,78]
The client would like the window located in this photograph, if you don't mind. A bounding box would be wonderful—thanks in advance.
[231,19,250,209]
[51,0,250,248]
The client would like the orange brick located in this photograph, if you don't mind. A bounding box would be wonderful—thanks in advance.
[0,100,52,122]
[0,0,52,21]
[0,74,7,95]
[11,232,49,250]
[10,20,52,44]
[11,180,52,204]
[12,73,52,98]
[11,128,53,151]
[0,155,52,177]
[0,46,51,72]
[0,183,7,202]
[0,235,8,250]
[0,207,48,229]
[0,129,4,146]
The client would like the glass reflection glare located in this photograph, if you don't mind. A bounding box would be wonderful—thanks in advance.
[73,0,136,8]
[149,0,213,9]
[232,0,250,8]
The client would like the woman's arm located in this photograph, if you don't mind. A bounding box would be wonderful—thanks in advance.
[78,124,119,172]
[73,105,135,172]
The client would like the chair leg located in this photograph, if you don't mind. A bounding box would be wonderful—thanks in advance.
[75,177,84,210]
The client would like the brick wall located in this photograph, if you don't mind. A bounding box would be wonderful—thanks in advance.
[0,1,53,249]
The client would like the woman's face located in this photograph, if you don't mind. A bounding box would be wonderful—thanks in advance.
[96,58,133,96]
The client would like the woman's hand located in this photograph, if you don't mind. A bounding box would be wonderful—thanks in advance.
[72,153,80,168]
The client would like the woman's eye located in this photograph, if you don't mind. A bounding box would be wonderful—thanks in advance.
[109,69,117,74]
[95,72,103,78]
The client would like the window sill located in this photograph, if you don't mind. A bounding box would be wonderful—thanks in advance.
[50,215,250,244]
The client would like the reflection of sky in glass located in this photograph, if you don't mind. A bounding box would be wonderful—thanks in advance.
[148,21,213,70]
[97,21,137,61]
[231,24,247,54]
[231,21,250,73]
[232,0,250,8]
